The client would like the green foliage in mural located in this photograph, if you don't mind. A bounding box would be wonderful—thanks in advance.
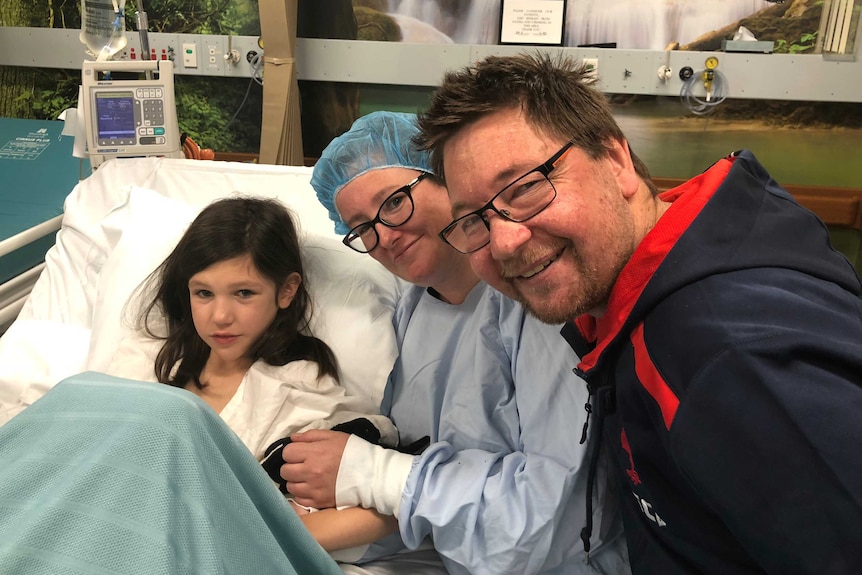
[15,86,70,120]
[1,68,79,120]
[775,31,818,54]
[175,76,261,153]
[140,0,262,152]
[1,0,262,152]
[135,0,259,35]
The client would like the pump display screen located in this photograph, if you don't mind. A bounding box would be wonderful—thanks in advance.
[95,92,136,139]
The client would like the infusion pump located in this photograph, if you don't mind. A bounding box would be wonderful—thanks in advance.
[81,59,183,168]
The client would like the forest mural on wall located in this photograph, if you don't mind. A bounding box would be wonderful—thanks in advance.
[0,0,263,154]
[1,0,858,160]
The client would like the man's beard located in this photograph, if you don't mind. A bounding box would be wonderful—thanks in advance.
[511,241,630,325]
[499,167,637,324]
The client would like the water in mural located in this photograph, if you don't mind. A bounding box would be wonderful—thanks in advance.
[387,0,774,49]
[569,0,774,49]
[386,0,500,44]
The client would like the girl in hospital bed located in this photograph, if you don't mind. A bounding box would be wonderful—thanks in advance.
[112,196,399,553]
[0,196,395,574]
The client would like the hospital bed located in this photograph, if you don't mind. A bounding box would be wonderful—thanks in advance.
[0,118,87,333]
[0,156,399,426]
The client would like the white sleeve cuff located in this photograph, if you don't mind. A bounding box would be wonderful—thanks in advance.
[335,434,415,516]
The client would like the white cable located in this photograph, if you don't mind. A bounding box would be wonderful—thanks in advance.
[249,50,264,86]
[679,69,728,116]
[224,50,264,131]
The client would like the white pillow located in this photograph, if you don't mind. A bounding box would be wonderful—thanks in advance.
[88,186,397,407]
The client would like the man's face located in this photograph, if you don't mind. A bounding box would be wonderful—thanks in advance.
[442,107,639,323]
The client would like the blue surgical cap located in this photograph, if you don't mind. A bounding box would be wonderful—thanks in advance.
[311,111,433,235]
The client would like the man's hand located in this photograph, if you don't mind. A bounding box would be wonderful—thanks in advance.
[281,429,350,509]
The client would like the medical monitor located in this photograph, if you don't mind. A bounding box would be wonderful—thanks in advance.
[95,92,136,142]
[82,59,182,168]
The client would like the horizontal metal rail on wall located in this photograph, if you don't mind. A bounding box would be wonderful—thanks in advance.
[1,27,861,102]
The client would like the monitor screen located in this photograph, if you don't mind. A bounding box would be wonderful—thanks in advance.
[95,92,136,139]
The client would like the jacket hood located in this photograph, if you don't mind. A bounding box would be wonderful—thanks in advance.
[572,149,862,374]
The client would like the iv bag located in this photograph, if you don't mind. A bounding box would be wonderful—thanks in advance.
[80,0,128,61]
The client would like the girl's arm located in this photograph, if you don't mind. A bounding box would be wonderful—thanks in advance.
[296,505,398,551]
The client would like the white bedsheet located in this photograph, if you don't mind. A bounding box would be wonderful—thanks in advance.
[0,157,399,426]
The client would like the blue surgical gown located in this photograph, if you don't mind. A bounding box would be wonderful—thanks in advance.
[363,281,629,575]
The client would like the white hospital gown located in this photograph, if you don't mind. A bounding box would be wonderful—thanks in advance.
[107,333,397,459]
[342,281,628,575]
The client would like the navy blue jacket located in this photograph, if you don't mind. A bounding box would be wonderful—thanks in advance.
[564,150,862,574]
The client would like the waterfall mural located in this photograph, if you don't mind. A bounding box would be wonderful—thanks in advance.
[4,0,856,168]
[386,0,501,44]
[385,0,774,49]
[566,0,774,49]
[391,14,456,43]
[367,0,862,194]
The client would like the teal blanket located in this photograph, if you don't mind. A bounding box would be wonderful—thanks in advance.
[0,372,342,575]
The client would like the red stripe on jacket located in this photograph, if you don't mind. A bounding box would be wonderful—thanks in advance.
[631,322,679,429]
[576,156,734,372]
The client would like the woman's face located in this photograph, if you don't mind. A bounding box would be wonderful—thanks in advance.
[336,167,467,288]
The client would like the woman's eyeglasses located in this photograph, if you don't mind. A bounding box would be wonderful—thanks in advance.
[342,172,430,254]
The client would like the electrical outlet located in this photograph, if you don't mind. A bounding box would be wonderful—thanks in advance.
[204,39,226,75]
[582,58,599,81]
[117,33,263,77]
[177,34,202,74]
[182,42,198,68]
[145,32,177,66]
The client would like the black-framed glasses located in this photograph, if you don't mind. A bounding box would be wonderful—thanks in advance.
[439,141,574,254]
[342,172,430,254]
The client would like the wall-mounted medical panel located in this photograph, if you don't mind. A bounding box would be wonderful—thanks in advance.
[1,27,861,103]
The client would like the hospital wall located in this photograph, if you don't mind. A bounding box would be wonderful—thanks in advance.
[2,0,861,270]
[355,83,862,273]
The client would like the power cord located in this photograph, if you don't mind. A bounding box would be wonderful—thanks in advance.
[224,50,264,131]
[185,51,264,155]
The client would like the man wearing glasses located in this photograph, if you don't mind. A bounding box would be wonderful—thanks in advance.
[281,111,629,574]
[416,52,862,574]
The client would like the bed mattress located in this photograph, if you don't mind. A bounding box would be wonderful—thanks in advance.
[0,118,87,330]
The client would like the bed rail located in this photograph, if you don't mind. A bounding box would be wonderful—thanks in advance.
[0,215,63,259]
[0,263,46,334]
[0,216,61,334]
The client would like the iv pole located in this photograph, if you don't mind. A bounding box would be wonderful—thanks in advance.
[133,0,153,78]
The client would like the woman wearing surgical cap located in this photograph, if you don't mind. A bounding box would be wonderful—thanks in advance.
[313,112,475,304]
[281,112,630,575]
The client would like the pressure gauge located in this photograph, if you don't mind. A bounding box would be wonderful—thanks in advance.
[705,56,719,70]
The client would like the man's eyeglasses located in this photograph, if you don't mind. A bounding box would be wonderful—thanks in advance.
[439,141,574,254]
[342,172,430,254]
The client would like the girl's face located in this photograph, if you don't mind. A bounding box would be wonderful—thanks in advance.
[188,255,300,372]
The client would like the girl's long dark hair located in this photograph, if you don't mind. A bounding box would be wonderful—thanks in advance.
[139,197,339,388]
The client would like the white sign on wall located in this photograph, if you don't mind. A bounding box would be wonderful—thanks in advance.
[499,0,567,46]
